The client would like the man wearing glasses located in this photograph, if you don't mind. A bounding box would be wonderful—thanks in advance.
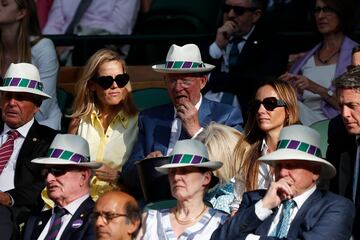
[121,43,243,198]
[204,0,287,120]
[24,134,102,240]
[0,63,58,239]
[94,191,141,240]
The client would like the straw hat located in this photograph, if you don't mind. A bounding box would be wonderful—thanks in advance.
[152,44,215,73]
[32,134,101,169]
[0,63,50,98]
[258,125,336,178]
[155,139,222,174]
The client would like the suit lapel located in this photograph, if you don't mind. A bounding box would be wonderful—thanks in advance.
[31,210,52,240]
[198,98,212,126]
[153,105,175,154]
[60,197,94,240]
[255,207,280,235]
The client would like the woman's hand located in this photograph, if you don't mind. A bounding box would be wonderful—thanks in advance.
[94,164,118,182]
[279,73,317,94]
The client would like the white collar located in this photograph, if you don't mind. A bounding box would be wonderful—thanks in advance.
[56,194,90,216]
[2,118,34,138]
[292,185,317,209]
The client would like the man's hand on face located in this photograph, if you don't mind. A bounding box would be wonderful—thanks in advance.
[215,20,239,49]
[262,177,295,209]
[176,98,201,137]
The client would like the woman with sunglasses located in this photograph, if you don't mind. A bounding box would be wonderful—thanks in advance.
[230,79,299,214]
[0,0,62,130]
[279,0,358,126]
[67,48,138,200]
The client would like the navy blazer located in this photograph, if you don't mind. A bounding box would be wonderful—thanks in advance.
[211,189,355,240]
[23,197,95,240]
[0,120,58,209]
[121,97,243,197]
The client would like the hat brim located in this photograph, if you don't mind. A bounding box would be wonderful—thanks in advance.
[31,158,102,169]
[155,161,223,174]
[152,64,215,73]
[258,149,336,179]
[0,86,51,98]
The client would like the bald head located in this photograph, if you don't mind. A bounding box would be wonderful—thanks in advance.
[94,191,141,240]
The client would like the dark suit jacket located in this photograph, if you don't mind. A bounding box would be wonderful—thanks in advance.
[23,197,95,240]
[121,97,243,197]
[1,120,57,210]
[203,25,287,118]
[327,114,359,239]
[211,189,355,240]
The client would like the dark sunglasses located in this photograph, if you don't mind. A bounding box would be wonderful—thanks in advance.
[251,97,286,112]
[41,166,81,178]
[313,6,337,15]
[223,4,258,16]
[93,73,129,90]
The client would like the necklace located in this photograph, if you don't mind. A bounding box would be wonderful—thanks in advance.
[317,48,340,65]
[174,204,207,225]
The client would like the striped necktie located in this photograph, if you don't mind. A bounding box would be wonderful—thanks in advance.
[228,37,244,68]
[0,130,20,174]
[45,206,67,240]
[272,200,296,238]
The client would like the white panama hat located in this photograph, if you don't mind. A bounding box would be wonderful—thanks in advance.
[152,44,215,73]
[258,125,336,179]
[155,139,222,174]
[32,134,101,169]
[0,63,50,98]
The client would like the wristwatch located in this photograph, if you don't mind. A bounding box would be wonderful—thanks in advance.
[327,89,334,97]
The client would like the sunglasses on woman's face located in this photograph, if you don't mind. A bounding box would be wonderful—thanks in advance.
[251,97,286,112]
[93,73,129,90]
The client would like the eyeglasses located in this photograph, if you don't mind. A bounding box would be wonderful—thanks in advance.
[42,166,81,178]
[93,73,130,90]
[166,77,194,88]
[223,4,258,16]
[92,212,128,224]
[313,6,337,15]
[251,97,286,112]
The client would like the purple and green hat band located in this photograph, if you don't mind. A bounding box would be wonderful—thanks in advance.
[3,77,44,91]
[170,154,209,164]
[166,61,205,69]
[47,148,90,163]
[277,139,322,158]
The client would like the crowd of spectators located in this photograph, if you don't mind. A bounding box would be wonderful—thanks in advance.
[0,0,360,239]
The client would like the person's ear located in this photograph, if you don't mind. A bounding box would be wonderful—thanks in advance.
[252,9,262,23]
[199,75,208,90]
[127,219,141,236]
[16,9,27,21]
[202,171,211,186]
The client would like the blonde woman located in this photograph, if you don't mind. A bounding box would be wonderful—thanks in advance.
[231,79,300,213]
[196,122,242,214]
[68,48,139,200]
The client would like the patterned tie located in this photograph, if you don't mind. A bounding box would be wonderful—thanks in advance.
[272,200,296,238]
[0,130,20,174]
[167,117,181,155]
[45,206,67,240]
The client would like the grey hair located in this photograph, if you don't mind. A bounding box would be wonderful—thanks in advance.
[334,66,360,90]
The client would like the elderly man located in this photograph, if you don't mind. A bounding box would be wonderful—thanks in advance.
[0,63,58,239]
[328,65,360,239]
[121,43,243,197]
[23,134,101,240]
[211,125,354,240]
[203,0,286,118]
[94,191,141,240]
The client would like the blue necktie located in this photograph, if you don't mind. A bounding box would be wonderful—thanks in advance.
[272,200,296,238]
[45,206,67,240]
[228,38,244,67]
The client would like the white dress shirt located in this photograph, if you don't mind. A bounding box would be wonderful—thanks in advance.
[38,194,90,240]
[0,119,34,191]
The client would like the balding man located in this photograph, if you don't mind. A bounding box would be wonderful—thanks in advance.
[94,191,141,240]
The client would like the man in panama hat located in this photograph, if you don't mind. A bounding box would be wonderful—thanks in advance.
[211,125,355,239]
[24,134,101,240]
[0,63,58,239]
[122,43,243,198]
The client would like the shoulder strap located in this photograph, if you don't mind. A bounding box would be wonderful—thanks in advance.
[65,0,93,34]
